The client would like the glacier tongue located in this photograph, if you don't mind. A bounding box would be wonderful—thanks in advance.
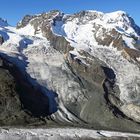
[0,23,87,123]
[23,40,85,123]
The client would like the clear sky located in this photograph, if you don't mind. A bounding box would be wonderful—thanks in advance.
[0,0,140,26]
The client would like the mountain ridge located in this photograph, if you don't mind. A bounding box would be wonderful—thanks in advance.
[0,10,140,133]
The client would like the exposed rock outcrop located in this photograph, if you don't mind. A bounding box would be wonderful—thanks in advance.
[0,56,50,126]
[16,15,36,29]
[0,35,4,45]
[94,28,126,50]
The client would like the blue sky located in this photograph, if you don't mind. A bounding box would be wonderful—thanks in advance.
[0,0,140,26]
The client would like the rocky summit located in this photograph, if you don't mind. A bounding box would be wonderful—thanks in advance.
[0,10,140,138]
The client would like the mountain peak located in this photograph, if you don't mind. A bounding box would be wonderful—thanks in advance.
[103,11,140,36]
[76,10,140,36]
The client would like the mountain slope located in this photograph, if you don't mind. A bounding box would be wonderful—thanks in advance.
[0,10,140,132]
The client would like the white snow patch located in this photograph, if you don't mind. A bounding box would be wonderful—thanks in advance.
[16,24,35,36]
[122,35,136,49]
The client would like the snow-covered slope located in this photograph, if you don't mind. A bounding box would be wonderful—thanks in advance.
[0,10,140,134]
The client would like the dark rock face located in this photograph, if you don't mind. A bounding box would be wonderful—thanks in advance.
[0,35,4,45]
[43,27,73,54]
[0,56,50,126]
[0,60,33,125]
[0,68,20,125]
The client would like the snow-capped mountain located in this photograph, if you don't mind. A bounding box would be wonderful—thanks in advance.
[0,10,140,133]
